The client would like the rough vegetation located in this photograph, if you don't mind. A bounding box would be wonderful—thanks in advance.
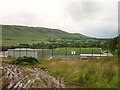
[1,54,118,88]
[38,57,118,88]
[11,56,39,65]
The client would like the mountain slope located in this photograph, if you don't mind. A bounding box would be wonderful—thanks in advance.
[2,25,93,46]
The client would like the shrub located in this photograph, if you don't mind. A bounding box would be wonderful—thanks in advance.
[12,56,39,65]
[19,62,30,65]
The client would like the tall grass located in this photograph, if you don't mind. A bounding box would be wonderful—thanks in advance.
[2,56,118,88]
[37,57,118,88]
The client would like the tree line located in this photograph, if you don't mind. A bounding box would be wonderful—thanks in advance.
[108,36,120,58]
[1,40,109,51]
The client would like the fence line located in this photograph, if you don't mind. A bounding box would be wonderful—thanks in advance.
[0,47,111,60]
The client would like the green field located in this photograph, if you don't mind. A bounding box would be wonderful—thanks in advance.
[2,39,48,46]
[53,48,102,55]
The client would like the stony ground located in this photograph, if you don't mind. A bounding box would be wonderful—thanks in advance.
[0,62,65,89]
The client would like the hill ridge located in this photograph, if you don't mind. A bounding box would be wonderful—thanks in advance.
[2,24,99,46]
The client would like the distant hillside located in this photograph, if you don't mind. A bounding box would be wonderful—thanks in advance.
[2,25,97,46]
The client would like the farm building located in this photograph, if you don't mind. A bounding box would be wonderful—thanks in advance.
[8,48,52,60]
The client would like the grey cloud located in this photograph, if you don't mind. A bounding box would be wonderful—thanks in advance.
[67,2,101,21]
[65,1,118,38]
[0,0,118,38]
[0,12,39,25]
[79,23,118,38]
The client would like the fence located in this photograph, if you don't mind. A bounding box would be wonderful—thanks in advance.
[7,48,52,60]
[0,47,112,60]
[52,47,112,60]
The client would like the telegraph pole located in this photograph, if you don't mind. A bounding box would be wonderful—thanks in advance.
[79,45,81,60]
[52,45,54,58]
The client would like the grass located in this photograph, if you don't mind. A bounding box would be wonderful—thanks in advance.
[2,25,89,46]
[2,39,48,46]
[37,57,118,88]
[53,47,102,55]
[1,56,118,88]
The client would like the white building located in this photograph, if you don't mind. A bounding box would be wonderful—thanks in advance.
[8,48,52,60]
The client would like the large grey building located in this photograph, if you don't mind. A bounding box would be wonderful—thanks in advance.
[8,48,52,60]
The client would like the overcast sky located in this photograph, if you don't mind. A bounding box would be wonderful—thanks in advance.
[0,0,118,38]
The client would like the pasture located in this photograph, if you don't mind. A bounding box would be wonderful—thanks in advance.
[53,47,102,55]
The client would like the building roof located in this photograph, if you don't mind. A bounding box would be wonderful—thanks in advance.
[80,53,113,57]
[8,48,50,51]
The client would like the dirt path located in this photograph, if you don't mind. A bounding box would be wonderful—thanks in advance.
[0,63,65,89]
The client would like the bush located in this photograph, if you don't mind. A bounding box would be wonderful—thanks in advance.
[19,62,30,65]
[12,56,39,65]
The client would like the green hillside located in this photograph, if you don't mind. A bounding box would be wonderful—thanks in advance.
[2,25,92,46]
